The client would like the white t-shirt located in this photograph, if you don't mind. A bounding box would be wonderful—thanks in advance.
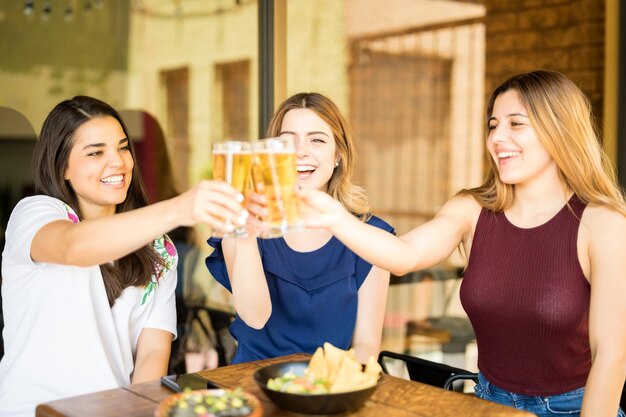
[0,195,178,417]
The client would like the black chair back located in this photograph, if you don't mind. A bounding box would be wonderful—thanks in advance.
[378,350,477,391]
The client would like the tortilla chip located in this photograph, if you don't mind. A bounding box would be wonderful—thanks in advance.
[364,356,382,378]
[347,348,357,360]
[330,358,377,393]
[323,342,347,383]
[305,347,328,381]
[305,343,380,393]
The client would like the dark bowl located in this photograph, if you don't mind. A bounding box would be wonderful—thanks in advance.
[253,360,378,415]
[155,389,262,417]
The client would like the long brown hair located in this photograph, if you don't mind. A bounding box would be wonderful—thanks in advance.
[265,92,371,220]
[461,70,626,215]
[33,96,164,306]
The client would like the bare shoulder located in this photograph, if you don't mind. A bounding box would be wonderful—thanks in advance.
[581,205,626,250]
[430,194,482,244]
[582,204,626,232]
[437,194,482,221]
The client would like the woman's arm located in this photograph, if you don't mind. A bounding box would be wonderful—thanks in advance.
[352,266,390,364]
[221,234,271,329]
[581,206,626,417]
[132,328,173,384]
[31,181,245,267]
[299,190,476,276]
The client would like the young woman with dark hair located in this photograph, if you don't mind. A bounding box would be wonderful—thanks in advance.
[0,96,246,417]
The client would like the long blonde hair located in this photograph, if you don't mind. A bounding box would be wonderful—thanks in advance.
[265,92,371,220]
[461,70,626,215]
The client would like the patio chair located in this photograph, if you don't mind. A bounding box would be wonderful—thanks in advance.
[378,350,478,392]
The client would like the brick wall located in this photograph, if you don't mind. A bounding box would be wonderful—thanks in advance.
[484,0,605,124]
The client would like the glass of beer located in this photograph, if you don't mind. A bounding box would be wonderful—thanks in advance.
[211,140,252,238]
[251,136,301,238]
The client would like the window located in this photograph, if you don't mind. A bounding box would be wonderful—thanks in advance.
[161,68,190,191]
[216,61,250,140]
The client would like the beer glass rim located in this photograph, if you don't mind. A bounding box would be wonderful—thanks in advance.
[252,136,295,151]
[212,140,251,152]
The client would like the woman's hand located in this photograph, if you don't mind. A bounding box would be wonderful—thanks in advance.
[174,180,248,229]
[297,188,349,230]
[242,191,271,235]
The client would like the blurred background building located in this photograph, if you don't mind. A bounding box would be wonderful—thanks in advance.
[0,0,623,373]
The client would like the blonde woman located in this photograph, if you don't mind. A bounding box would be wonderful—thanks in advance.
[300,71,626,417]
[206,93,394,364]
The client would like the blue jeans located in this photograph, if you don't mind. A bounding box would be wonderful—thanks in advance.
[474,373,626,417]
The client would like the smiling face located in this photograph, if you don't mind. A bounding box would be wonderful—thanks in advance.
[279,108,338,191]
[64,115,134,219]
[487,90,558,187]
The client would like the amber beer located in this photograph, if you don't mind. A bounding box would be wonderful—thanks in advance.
[211,141,252,237]
[212,151,252,193]
[252,137,301,237]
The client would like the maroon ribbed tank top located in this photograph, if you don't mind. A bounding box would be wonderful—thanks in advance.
[460,195,590,396]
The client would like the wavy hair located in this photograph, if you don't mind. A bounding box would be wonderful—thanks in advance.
[33,96,164,306]
[460,70,625,215]
[265,92,371,220]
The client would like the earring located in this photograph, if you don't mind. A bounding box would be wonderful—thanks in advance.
[334,161,339,167]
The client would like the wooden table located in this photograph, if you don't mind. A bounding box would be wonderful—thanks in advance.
[36,354,535,417]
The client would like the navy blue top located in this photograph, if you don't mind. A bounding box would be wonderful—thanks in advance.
[206,215,394,363]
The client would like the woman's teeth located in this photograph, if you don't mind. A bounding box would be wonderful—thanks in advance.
[101,175,123,184]
[297,165,316,173]
[497,151,520,159]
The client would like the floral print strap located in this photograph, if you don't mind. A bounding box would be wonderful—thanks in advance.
[63,203,79,224]
[141,234,177,305]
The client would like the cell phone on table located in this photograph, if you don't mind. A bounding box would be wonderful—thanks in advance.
[160,373,221,392]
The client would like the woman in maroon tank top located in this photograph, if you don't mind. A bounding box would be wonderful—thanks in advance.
[299,70,626,417]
